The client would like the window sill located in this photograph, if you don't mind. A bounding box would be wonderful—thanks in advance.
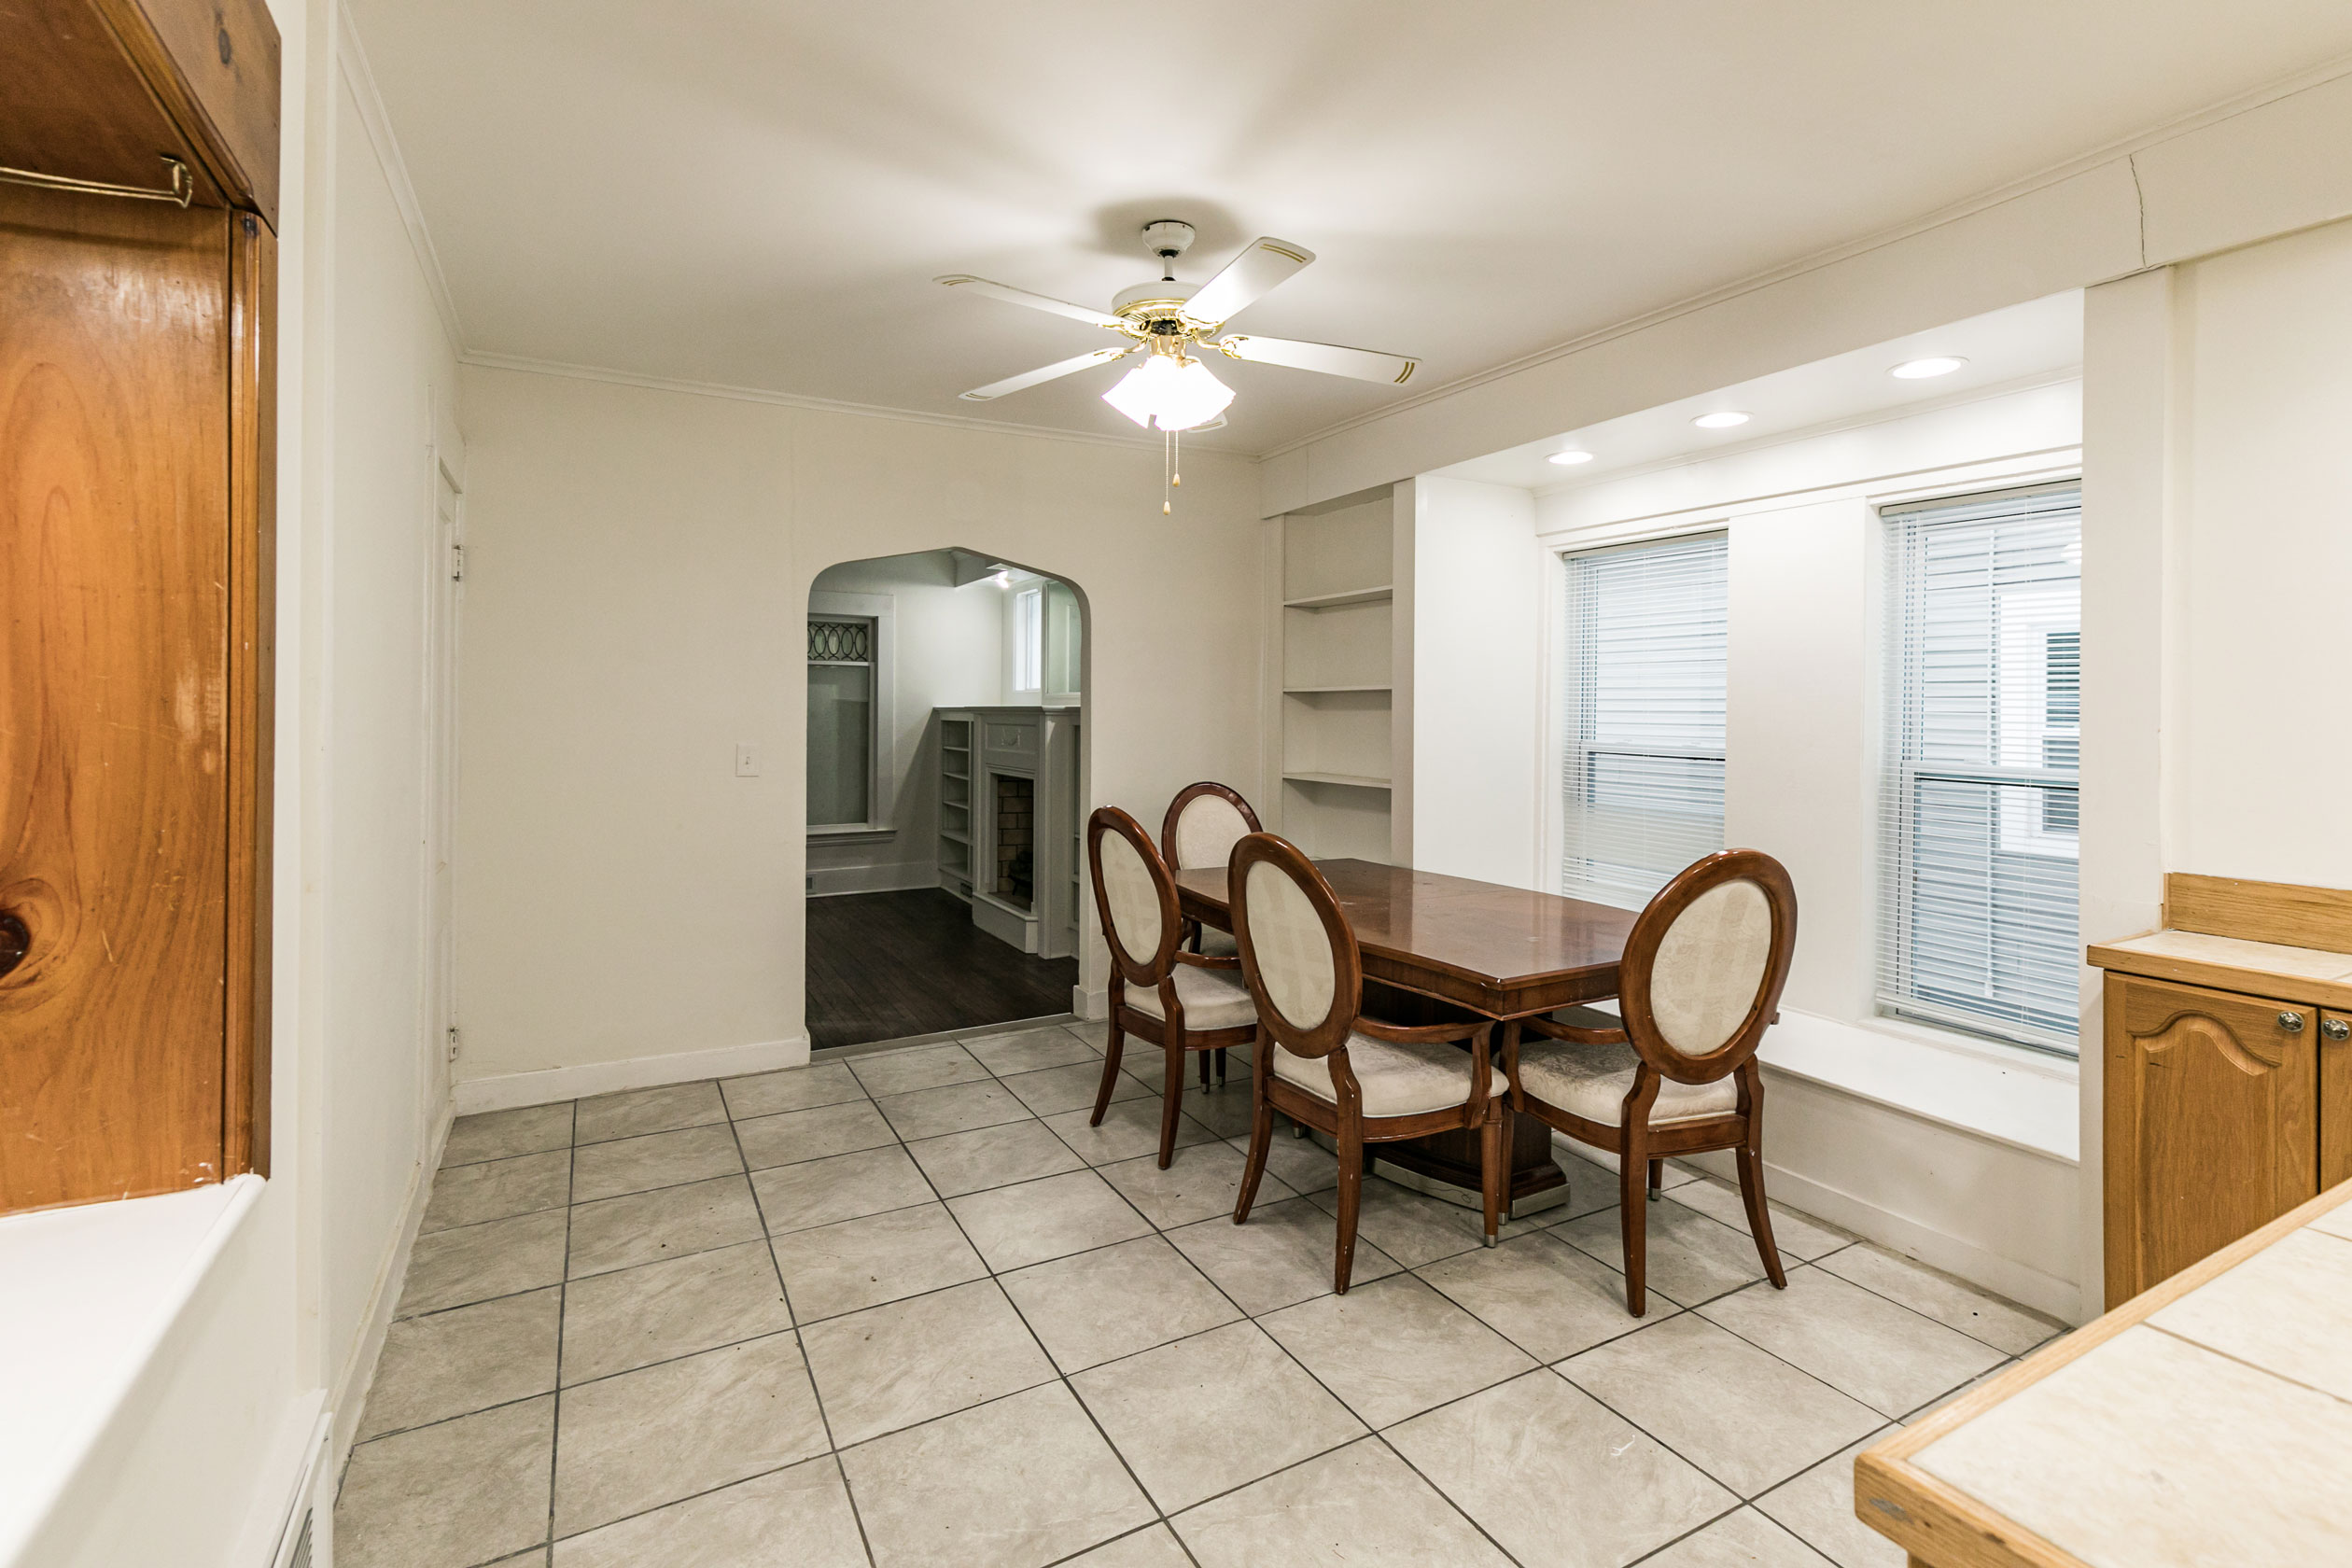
[808,825,895,844]
[0,1175,265,1564]
[1757,1009,2079,1163]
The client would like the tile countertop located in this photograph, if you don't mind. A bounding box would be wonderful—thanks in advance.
[1855,1181,2352,1567]
[2086,927,2352,1008]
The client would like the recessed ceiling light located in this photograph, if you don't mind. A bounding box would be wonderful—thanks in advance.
[1891,356,1967,380]
[1547,450,1595,466]
[1692,411,1750,429]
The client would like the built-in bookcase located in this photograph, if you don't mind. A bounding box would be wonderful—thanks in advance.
[1275,490,1407,861]
[938,714,974,902]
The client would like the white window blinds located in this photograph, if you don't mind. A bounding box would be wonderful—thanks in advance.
[1878,483,2081,1052]
[1560,533,1728,908]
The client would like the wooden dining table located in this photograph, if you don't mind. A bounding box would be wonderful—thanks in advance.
[1170,857,1638,1206]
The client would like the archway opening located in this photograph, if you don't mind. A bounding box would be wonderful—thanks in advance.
[805,547,1088,1050]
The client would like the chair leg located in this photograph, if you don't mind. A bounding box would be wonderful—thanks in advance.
[1234,1094,1274,1224]
[1158,1039,1185,1169]
[1736,1143,1789,1288]
[1647,1158,1664,1202]
[1197,1051,1211,1092]
[1619,1142,1649,1316]
[1087,1019,1126,1127]
[1478,1107,1504,1247]
[1214,1047,1228,1089]
[1333,1118,1364,1295]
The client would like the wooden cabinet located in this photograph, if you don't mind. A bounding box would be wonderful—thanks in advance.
[2101,974,2319,1304]
[2092,875,2352,1308]
[0,0,277,1214]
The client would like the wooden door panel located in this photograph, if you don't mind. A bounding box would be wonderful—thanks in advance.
[2323,1010,2352,1193]
[2104,974,2318,1305]
[0,184,232,1209]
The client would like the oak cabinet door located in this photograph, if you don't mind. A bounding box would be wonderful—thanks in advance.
[2104,974,2319,1307]
[2323,1010,2352,1193]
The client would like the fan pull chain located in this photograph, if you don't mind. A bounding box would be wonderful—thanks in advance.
[1163,428,1172,514]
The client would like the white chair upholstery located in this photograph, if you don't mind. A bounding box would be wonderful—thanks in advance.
[1125,963,1257,1030]
[1518,1039,1737,1126]
[1273,1035,1507,1118]
[1649,878,1773,1056]
[1241,859,1337,1030]
[1196,926,1239,958]
[1172,793,1253,872]
[1098,831,1164,960]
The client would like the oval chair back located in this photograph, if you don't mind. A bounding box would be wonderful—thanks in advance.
[1227,833,1360,1061]
[1617,847,1798,1085]
[1160,781,1262,872]
[1086,806,1180,989]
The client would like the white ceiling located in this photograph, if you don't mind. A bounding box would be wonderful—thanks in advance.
[1435,291,2083,492]
[347,0,2352,455]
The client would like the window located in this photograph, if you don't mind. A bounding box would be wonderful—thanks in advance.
[1878,483,2080,1052]
[1560,533,1728,907]
[1011,585,1043,695]
[807,615,875,827]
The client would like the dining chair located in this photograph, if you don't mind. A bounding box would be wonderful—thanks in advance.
[1228,833,1507,1293]
[1159,780,1263,1087]
[1505,848,1799,1315]
[1085,805,1260,1168]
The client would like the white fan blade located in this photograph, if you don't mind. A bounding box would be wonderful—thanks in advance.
[935,274,1123,329]
[1217,334,1418,385]
[959,345,1134,401]
[1181,237,1316,326]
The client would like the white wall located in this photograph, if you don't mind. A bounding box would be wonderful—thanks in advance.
[22,2,468,1562]
[1405,476,1543,887]
[806,553,1006,895]
[453,367,1266,1097]
[1527,381,2091,1316]
[1264,65,2352,517]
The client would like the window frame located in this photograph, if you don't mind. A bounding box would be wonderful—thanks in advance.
[1555,529,1730,911]
[1876,480,2082,1056]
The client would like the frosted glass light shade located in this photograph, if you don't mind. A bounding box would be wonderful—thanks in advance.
[1102,355,1235,431]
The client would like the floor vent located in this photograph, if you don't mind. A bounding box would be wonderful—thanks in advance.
[272,1416,332,1568]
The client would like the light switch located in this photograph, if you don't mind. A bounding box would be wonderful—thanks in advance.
[735,743,761,777]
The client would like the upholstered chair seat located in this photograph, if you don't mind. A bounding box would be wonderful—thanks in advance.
[1273,1035,1509,1118]
[1516,1039,1738,1127]
[1125,963,1258,1030]
[1195,926,1239,958]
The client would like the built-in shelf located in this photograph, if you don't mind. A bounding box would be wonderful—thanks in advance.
[1282,771,1393,791]
[939,829,968,845]
[1282,684,1393,695]
[1282,585,1393,610]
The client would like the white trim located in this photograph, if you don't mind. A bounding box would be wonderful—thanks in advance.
[1673,1144,2083,1323]
[1758,1009,2078,1163]
[333,7,464,348]
[329,1098,454,1466]
[452,1037,812,1114]
[460,351,1189,455]
[808,590,897,833]
[807,861,937,897]
[1074,984,1108,1022]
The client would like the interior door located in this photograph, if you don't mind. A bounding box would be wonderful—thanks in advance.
[2104,973,2319,1305]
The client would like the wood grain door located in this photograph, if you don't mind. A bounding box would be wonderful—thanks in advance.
[0,185,234,1210]
[2323,1010,2352,1194]
[2103,973,2319,1306]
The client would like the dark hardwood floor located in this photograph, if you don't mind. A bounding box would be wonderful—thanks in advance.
[805,888,1079,1050]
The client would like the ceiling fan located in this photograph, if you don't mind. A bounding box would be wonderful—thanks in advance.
[936,219,1419,435]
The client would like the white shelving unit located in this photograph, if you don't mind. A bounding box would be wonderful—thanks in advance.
[937,714,974,903]
[1271,490,1407,863]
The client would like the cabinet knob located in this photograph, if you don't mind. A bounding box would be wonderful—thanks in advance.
[2324,1018,2351,1043]
[0,912,24,979]
[2278,1011,2306,1034]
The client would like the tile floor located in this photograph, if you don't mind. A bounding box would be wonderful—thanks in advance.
[337,1020,2066,1568]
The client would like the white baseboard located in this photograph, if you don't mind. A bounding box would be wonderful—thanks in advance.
[1074,985,1107,1021]
[330,1099,454,1468]
[1673,1146,2084,1323]
[806,861,937,897]
[452,1037,812,1115]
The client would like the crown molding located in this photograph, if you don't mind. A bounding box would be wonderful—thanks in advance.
[456,350,1245,455]
[334,6,465,351]
[1256,49,2352,464]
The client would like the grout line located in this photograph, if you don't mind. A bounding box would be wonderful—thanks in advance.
[358,1043,2021,1568]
